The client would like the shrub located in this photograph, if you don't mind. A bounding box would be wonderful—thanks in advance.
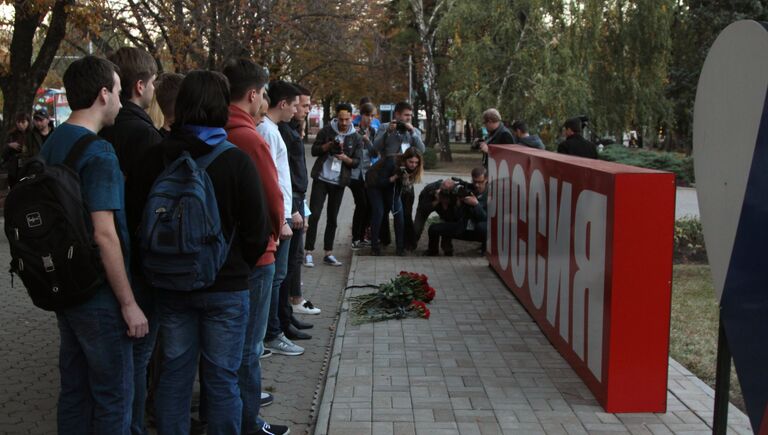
[674,217,707,263]
[599,145,695,186]
[422,147,438,170]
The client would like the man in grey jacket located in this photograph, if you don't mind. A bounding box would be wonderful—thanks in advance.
[373,101,425,156]
[373,101,425,250]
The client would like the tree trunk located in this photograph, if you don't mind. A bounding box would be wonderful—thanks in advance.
[0,0,72,146]
[408,0,452,162]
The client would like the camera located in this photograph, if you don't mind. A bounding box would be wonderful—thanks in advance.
[330,138,343,155]
[451,184,471,198]
[396,121,408,133]
[470,137,485,151]
[439,177,474,200]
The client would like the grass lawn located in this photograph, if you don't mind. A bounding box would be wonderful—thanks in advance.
[671,264,744,411]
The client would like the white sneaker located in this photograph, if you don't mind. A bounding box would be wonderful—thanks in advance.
[303,254,314,267]
[292,299,321,315]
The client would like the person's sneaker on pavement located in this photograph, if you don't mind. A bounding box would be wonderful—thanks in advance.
[351,240,363,250]
[260,391,273,407]
[260,348,272,359]
[264,333,304,356]
[323,255,342,266]
[303,254,314,267]
[254,421,290,435]
[292,299,321,315]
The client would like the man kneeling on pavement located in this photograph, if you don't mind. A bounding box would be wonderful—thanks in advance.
[425,167,488,256]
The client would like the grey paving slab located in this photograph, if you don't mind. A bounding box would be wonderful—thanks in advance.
[317,254,752,435]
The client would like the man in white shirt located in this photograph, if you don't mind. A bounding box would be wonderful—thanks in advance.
[256,81,307,357]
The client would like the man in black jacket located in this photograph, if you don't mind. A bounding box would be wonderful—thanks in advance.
[98,46,162,435]
[277,84,319,341]
[557,117,598,159]
[476,108,516,168]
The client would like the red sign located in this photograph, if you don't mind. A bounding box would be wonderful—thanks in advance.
[487,145,675,412]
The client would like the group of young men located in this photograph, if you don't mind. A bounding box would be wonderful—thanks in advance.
[12,38,601,435]
[32,47,332,435]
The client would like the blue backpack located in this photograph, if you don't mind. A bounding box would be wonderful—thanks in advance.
[139,142,235,291]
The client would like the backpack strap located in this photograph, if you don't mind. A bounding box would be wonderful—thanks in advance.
[63,133,101,171]
[195,141,236,170]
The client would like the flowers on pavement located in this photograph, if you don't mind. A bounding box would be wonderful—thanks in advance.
[349,270,436,324]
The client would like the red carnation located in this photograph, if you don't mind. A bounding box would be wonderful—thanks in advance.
[424,286,436,302]
[410,300,430,319]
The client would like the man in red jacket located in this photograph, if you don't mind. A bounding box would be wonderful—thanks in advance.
[223,58,291,435]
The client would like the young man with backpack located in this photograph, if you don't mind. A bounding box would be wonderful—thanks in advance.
[222,58,291,435]
[33,56,148,433]
[98,45,163,435]
[128,70,270,435]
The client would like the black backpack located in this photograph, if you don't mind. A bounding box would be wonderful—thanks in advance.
[4,134,105,311]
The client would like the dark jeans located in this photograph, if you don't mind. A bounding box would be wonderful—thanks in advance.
[305,179,345,252]
[428,220,487,254]
[154,289,249,435]
[402,186,416,250]
[239,263,275,434]
[131,277,160,435]
[349,178,370,242]
[279,199,305,331]
[266,237,291,341]
[369,185,404,251]
[57,287,134,435]
[413,191,437,247]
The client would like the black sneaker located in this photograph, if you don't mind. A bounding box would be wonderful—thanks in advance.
[261,391,274,407]
[254,422,290,435]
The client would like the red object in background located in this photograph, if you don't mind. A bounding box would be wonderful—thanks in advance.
[487,145,675,413]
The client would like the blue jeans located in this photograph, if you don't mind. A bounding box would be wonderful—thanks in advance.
[239,263,276,433]
[369,185,404,251]
[131,276,160,435]
[154,290,249,435]
[266,238,291,341]
[57,287,134,435]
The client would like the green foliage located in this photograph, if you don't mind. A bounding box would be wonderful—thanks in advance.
[673,217,707,264]
[598,145,694,186]
[422,147,438,169]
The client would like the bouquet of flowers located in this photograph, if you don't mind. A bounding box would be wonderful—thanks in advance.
[349,271,436,325]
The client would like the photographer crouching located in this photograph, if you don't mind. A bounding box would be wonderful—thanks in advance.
[426,167,488,256]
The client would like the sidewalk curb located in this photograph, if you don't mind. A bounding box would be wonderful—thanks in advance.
[312,252,358,435]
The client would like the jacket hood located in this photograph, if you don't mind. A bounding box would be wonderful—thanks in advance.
[331,118,356,137]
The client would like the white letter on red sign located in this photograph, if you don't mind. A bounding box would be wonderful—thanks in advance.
[572,190,607,381]
[528,170,547,309]
[547,178,572,340]
[496,160,511,271]
[511,164,527,287]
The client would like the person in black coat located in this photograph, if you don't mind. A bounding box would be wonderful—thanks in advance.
[557,117,598,159]
[476,108,516,168]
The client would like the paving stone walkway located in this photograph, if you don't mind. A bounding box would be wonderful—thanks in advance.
[315,255,752,435]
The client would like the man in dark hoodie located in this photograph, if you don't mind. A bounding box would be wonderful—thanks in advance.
[557,117,598,159]
[98,46,162,435]
[305,103,363,267]
[511,121,545,149]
